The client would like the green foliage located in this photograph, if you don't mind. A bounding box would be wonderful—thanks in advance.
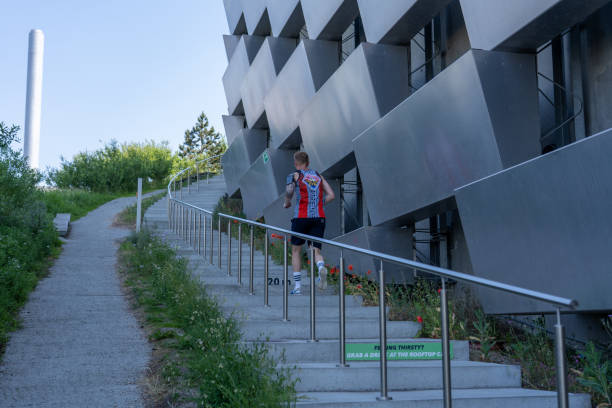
[47,140,174,193]
[469,309,497,360]
[119,231,297,407]
[0,122,59,355]
[575,342,611,406]
[177,112,227,174]
[40,189,122,221]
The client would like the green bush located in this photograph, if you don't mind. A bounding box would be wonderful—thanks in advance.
[0,122,59,354]
[47,140,174,193]
[40,189,123,221]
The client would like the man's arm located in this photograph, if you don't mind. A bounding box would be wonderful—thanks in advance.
[284,173,297,208]
[320,176,335,204]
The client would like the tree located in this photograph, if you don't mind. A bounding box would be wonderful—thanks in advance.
[178,112,227,172]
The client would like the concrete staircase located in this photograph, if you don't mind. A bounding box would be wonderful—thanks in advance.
[144,176,590,407]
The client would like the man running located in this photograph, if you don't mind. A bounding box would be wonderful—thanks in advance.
[284,151,335,295]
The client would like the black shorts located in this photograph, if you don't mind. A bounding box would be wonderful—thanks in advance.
[291,217,325,249]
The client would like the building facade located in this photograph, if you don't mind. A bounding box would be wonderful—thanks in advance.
[220,0,612,337]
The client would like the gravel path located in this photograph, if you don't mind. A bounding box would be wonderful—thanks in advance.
[0,196,153,407]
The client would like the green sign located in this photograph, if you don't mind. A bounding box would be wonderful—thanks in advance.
[345,342,453,361]
[262,151,270,164]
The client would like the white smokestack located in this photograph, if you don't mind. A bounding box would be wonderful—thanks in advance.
[24,29,45,169]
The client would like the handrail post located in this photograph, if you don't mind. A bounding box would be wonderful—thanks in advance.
[192,210,196,248]
[440,278,452,408]
[217,216,222,269]
[264,230,270,307]
[249,226,254,295]
[555,308,569,408]
[196,163,200,191]
[197,212,202,255]
[209,214,214,262]
[188,209,192,245]
[180,179,183,200]
[227,220,232,276]
[187,168,191,194]
[376,260,391,401]
[309,246,317,342]
[237,223,242,286]
[338,250,348,367]
[282,235,289,321]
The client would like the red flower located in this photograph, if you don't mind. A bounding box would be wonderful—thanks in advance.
[367,270,372,275]
[270,233,284,239]
[270,243,274,247]
[351,274,356,279]
[417,316,423,324]
[307,259,310,265]
[329,269,334,275]
[438,288,441,294]
[348,264,354,271]
[357,284,363,289]
[233,220,238,224]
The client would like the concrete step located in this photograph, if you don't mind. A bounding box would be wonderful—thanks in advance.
[213,294,364,309]
[240,320,420,341]
[290,361,520,392]
[223,305,384,320]
[258,339,470,363]
[296,389,591,407]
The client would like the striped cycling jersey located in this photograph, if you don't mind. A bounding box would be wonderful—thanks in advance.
[287,169,325,219]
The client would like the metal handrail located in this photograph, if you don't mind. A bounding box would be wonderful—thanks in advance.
[167,158,577,408]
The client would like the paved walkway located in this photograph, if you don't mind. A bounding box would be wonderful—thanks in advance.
[0,196,153,407]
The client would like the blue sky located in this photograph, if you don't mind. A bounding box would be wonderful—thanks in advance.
[0,0,229,170]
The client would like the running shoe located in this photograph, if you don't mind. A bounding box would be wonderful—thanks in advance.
[317,267,328,290]
[290,288,301,295]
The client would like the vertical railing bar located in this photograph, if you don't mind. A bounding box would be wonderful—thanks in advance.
[196,163,199,191]
[227,220,232,276]
[309,246,317,342]
[555,308,569,408]
[197,212,202,255]
[217,215,221,269]
[238,223,242,286]
[264,230,269,307]
[187,168,190,194]
[249,226,254,295]
[283,235,289,321]
[376,259,391,401]
[440,278,452,408]
[338,249,348,367]
[209,214,214,263]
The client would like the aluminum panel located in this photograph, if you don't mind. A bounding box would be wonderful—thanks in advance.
[455,127,612,313]
[222,35,265,115]
[223,35,241,61]
[354,49,540,226]
[222,129,267,196]
[238,149,295,219]
[267,0,304,38]
[328,226,415,284]
[299,42,410,177]
[301,0,359,40]
[241,37,297,129]
[460,0,611,51]
[357,0,452,44]
[222,115,245,146]
[265,40,340,150]
[243,0,270,35]
[223,0,246,35]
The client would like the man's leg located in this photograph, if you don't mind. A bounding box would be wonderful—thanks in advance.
[314,247,328,290]
[291,244,302,294]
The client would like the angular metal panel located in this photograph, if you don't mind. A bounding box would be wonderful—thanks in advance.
[329,226,415,284]
[241,37,297,129]
[223,35,241,61]
[455,127,612,313]
[460,0,611,51]
[222,35,265,115]
[267,0,304,38]
[243,0,271,35]
[223,0,247,35]
[238,149,295,219]
[222,115,245,146]
[299,43,410,177]
[265,39,340,150]
[353,49,540,226]
[262,178,342,240]
[357,0,452,44]
[222,129,267,196]
[301,0,359,40]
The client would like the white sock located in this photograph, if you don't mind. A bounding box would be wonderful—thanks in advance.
[317,261,325,273]
[293,272,301,289]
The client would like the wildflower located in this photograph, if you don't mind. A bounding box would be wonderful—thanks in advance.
[357,284,362,289]
[438,288,441,294]
[367,270,372,275]
[351,274,356,279]
[348,264,354,271]
[417,316,423,323]
[233,220,238,224]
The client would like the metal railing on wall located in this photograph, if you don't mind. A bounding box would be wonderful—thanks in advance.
[167,157,577,408]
